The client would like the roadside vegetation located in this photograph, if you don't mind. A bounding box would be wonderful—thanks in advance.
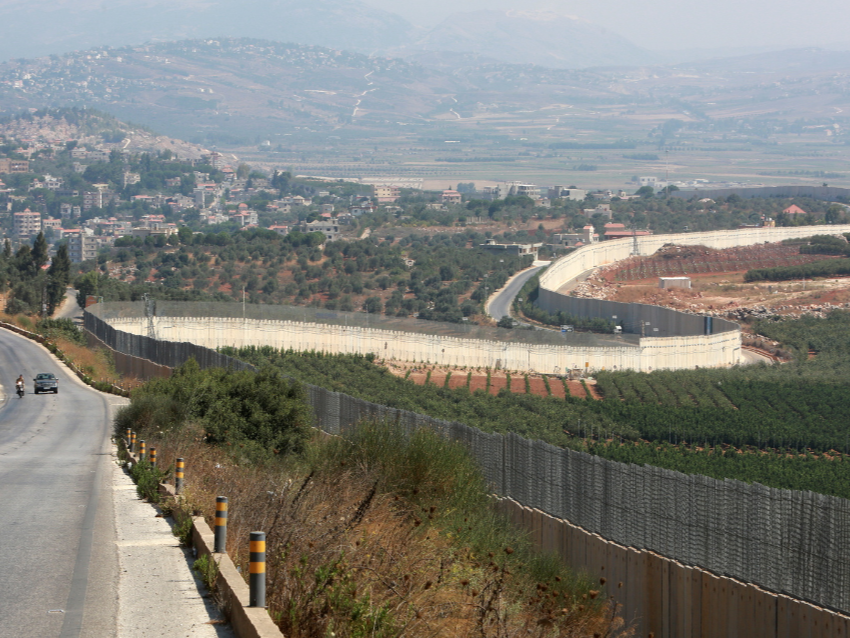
[0,233,71,315]
[116,363,628,637]
[0,312,125,388]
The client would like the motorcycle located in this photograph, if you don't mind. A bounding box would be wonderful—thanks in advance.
[15,383,24,398]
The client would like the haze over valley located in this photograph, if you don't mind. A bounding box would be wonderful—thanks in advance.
[2,34,849,189]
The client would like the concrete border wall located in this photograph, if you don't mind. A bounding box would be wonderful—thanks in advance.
[106,315,647,374]
[539,225,850,296]
[537,224,850,369]
[496,498,850,638]
[89,314,850,632]
[109,317,741,374]
[108,316,744,373]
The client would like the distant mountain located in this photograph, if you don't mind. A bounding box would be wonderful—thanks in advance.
[1,38,848,151]
[0,0,414,62]
[406,10,657,69]
[0,39,465,144]
[671,47,850,74]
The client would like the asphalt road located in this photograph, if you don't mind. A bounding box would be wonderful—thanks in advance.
[486,263,549,321]
[0,328,120,638]
[54,288,84,323]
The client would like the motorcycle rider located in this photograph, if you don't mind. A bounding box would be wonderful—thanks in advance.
[15,374,24,396]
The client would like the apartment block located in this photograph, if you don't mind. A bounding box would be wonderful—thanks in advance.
[0,158,30,174]
[66,232,99,263]
[13,208,41,239]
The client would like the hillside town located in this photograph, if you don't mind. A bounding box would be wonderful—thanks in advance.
[0,125,668,263]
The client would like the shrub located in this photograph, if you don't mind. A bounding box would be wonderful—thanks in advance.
[37,318,86,345]
[120,358,311,456]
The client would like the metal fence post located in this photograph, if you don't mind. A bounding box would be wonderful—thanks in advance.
[214,497,228,553]
[249,531,266,608]
[149,447,157,470]
[175,458,184,494]
[139,440,146,461]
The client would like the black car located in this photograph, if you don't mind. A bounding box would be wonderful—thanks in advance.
[33,373,58,394]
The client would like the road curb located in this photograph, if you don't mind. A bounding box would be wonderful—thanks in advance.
[158,482,284,638]
[122,443,283,638]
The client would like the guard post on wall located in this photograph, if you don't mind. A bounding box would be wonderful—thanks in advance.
[249,531,266,608]
[175,458,184,494]
[214,496,228,553]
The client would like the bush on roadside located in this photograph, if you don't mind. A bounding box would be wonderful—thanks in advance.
[130,458,167,503]
[148,422,627,638]
[115,358,311,457]
[36,318,86,345]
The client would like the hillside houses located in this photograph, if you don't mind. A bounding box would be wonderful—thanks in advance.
[301,219,340,241]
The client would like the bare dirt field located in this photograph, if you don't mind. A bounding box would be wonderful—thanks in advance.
[385,362,591,399]
[572,241,850,323]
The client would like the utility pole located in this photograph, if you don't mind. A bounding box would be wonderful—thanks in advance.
[632,222,640,257]
[41,276,48,318]
[143,292,156,339]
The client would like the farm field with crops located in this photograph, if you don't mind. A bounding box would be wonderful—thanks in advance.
[228,310,850,498]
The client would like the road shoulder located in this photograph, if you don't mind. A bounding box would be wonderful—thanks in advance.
[113,456,235,638]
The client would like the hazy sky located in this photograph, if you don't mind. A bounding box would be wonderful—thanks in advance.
[362,0,850,51]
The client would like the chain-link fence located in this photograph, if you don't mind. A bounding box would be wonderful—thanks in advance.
[85,306,850,614]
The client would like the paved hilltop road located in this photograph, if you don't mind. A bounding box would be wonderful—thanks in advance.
[486,262,550,322]
[0,326,239,638]
[54,288,84,323]
[0,327,120,638]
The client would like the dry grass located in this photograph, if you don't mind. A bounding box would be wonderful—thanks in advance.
[0,311,139,388]
[148,424,631,638]
[51,336,126,384]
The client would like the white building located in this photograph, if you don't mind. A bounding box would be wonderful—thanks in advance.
[548,186,587,201]
[505,182,539,198]
[67,232,99,263]
[123,172,141,187]
[302,220,339,241]
[13,209,41,239]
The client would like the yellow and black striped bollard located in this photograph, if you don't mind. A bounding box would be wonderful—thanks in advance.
[125,428,131,450]
[130,431,137,453]
[175,458,184,494]
[214,497,228,553]
[149,447,157,471]
[139,440,146,462]
[249,531,266,608]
